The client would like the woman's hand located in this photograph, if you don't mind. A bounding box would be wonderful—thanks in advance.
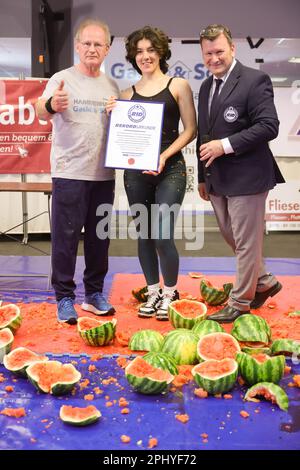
[105,95,117,114]
[142,155,166,176]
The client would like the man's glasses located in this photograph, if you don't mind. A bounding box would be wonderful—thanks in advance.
[80,41,108,50]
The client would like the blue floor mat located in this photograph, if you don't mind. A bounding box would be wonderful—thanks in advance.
[0,354,299,450]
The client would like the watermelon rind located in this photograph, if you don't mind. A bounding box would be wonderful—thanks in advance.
[143,351,178,375]
[200,280,233,306]
[192,319,224,338]
[241,346,271,355]
[26,360,81,395]
[3,347,48,376]
[244,382,289,411]
[236,352,285,385]
[197,332,241,362]
[77,317,116,346]
[0,328,14,364]
[161,328,199,365]
[132,286,148,302]
[270,339,300,357]
[0,304,22,334]
[59,405,101,426]
[168,299,207,329]
[129,329,164,352]
[125,357,174,395]
[192,358,238,394]
[231,315,271,344]
[288,310,300,318]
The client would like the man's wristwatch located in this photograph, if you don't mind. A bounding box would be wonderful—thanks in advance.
[45,97,56,114]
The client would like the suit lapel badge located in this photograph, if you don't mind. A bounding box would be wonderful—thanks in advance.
[224,106,238,123]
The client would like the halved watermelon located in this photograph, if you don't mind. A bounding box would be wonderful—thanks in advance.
[77,317,116,346]
[192,358,238,394]
[231,314,271,345]
[143,351,178,375]
[197,332,241,362]
[0,328,14,364]
[236,352,285,385]
[59,405,101,426]
[200,280,233,306]
[3,347,48,376]
[244,382,289,411]
[129,329,164,352]
[192,319,224,338]
[161,328,199,365]
[271,339,300,357]
[125,356,174,394]
[168,299,207,329]
[26,360,81,395]
[0,304,22,334]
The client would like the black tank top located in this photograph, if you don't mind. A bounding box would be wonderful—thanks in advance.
[132,77,180,151]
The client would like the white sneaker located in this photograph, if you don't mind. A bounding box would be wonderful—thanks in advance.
[138,290,162,318]
[156,290,179,321]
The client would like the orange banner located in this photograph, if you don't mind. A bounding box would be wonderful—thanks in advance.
[0,79,51,173]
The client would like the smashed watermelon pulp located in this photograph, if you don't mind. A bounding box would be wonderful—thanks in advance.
[168,299,207,329]
[125,356,174,394]
[26,360,81,395]
[236,351,285,385]
[197,332,241,361]
[77,317,116,346]
[192,358,238,394]
[0,304,22,333]
[59,405,101,426]
[3,347,48,376]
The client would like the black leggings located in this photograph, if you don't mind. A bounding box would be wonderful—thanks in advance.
[124,156,186,287]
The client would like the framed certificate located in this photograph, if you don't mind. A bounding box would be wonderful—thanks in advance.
[104,99,165,171]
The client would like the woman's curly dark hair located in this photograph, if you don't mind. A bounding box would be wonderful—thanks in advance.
[125,26,171,75]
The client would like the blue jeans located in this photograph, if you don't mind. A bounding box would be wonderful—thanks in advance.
[124,155,186,287]
[51,178,115,301]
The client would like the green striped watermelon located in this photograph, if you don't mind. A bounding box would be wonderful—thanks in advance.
[26,360,81,395]
[132,286,148,302]
[192,319,224,338]
[200,280,233,306]
[129,330,164,352]
[244,382,289,411]
[77,317,116,346]
[143,351,178,375]
[197,332,241,362]
[168,299,207,329]
[125,356,174,394]
[240,345,271,355]
[3,347,48,377]
[0,303,22,334]
[161,329,199,365]
[192,358,238,394]
[231,315,271,345]
[0,328,14,364]
[237,352,285,385]
[59,405,101,426]
[271,339,300,357]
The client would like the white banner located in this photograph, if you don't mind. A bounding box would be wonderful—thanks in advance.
[266,181,300,231]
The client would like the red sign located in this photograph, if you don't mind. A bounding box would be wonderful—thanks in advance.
[0,79,51,173]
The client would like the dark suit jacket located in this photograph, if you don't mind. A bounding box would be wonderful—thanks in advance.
[196,60,285,196]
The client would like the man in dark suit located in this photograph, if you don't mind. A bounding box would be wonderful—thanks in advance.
[197,24,285,323]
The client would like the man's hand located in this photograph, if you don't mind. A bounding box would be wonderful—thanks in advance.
[199,139,224,167]
[51,80,69,113]
[198,182,210,201]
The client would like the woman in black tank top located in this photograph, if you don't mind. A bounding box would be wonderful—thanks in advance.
[109,26,196,320]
